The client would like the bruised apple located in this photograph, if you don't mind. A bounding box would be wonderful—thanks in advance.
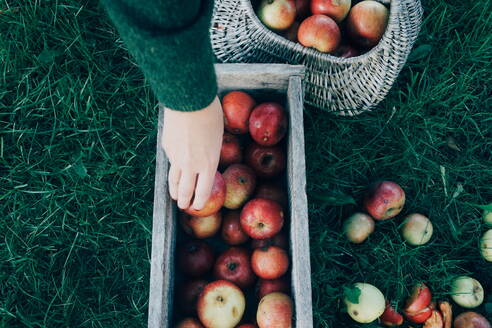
[220,133,242,167]
[249,102,288,146]
[214,247,256,289]
[176,318,204,328]
[363,180,405,220]
[223,164,257,209]
[221,211,250,245]
[180,212,222,239]
[257,0,297,31]
[298,14,341,53]
[454,312,491,328]
[177,240,214,277]
[251,246,289,279]
[344,283,385,323]
[257,292,293,328]
[347,0,389,48]
[241,198,284,239]
[343,212,375,243]
[185,172,226,217]
[177,279,208,315]
[311,0,351,22]
[222,91,256,134]
[256,278,289,299]
[245,144,286,179]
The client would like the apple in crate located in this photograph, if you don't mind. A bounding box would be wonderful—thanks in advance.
[343,212,375,244]
[197,280,246,328]
[249,102,288,146]
[450,276,484,308]
[255,183,288,209]
[214,247,256,289]
[480,229,492,262]
[257,292,292,328]
[177,240,214,277]
[177,279,208,315]
[297,14,341,53]
[251,232,288,249]
[343,283,385,323]
[222,91,256,134]
[245,144,286,179]
[311,0,352,22]
[180,212,222,239]
[221,211,250,245]
[241,198,284,239]
[401,213,433,246]
[454,312,491,328]
[347,0,389,48]
[363,180,405,220]
[257,0,297,31]
[256,278,289,299]
[185,172,226,217]
[251,246,289,279]
[403,283,433,323]
[223,164,257,210]
[379,302,403,326]
[176,318,204,328]
[220,133,242,167]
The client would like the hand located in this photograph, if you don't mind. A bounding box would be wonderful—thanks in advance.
[161,96,224,210]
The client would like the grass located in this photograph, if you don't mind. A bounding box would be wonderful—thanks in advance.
[0,0,491,327]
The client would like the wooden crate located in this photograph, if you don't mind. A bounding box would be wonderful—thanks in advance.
[148,64,313,328]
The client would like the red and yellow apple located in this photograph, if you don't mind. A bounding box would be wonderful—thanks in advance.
[222,91,256,134]
[480,229,492,262]
[297,14,341,53]
[401,213,433,246]
[177,240,215,277]
[257,0,297,31]
[450,276,484,309]
[344,283,386,323]
[185,172,226,217]
[245,144,286,179]
[240,198,284,239]
[311,0,351,22]
[249,102,288,146]
[180,212,222,239]
[221,211,250,245]
[220,133,242,167]
[214,247,256,289]
[177,279,208,315]
[256,278,289,299]
[363,180,405,220]
[453,312,491,328]
[257,292,293,328]
[223,164,257,209]
[379,302,404,326]
[347,0,389,48]
[251,246,289,279]
[343,212,375,243]
[404,283,433,323]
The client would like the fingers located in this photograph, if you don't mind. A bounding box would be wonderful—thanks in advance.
[177,171,198,210]
[192,169,215,211]
[168,164,180,200]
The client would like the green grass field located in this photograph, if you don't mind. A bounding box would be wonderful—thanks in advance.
[1,0,491,327]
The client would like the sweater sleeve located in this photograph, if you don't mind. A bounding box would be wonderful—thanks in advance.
[101,0,217,111]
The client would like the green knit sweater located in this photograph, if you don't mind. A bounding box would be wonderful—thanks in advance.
[101,0,217,111]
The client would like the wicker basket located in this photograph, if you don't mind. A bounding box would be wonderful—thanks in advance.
[211,0,423,116]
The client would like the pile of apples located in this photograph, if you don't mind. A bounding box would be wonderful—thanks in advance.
[256,0,389,56]
[174,91,293,328]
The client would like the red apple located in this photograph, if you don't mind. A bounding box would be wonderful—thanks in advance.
[284,21,300,42]
[311,0,351,22]
[379,302,404,326]
[251,232,289,249]
[423,310,444,328]
[255,183,289,209]
[257,292,293,328]
[404,283,432,314]
[454,312,491,328]
[223,164,257,209]
[405,305,434,324]
[256,278,290,299]
[177,280,208,315]
[176,318,204,328]
[220,133,242,167]
[295,0,310,19]
[197,280,246,328]
[249,102,288,146]
[257,0,297,31]
[245,144,286,179]
[347,0,389,48]
[297,14,341,53]
[334,43,360,58]
[363,180,405,220]
[185,172,226,217]
[177,240,214,277]
[240,198,284,239]
[180,212,222,239]
[237,325,257,328]
[221,211,250,245]
[251,246,289,279]
[214,247,256,289]
[222,91,256,134]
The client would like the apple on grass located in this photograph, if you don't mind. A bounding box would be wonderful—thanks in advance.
[483,205,492,226]
[450,276,484,308]
[177,279,208,315]
[177,240,214,277]
[423,310,444,328]
[343,212,375,244]
[257,292,292,328]
[176,318,204,328]
[197,280,245,328]
[249,102,288,146]
[251,246,289,279]
[363,180,405,220]
[223,164,256,210]
[185,172,226,217]
[401,213,433,246]
[256,278,289,299]
[245,144,286,179]
[480,229,492,262]
[180,212,222,239]
[438,301,452,328]
[257,0,297,31]
[344,283,386,323]
[310,0,351,22]
[214,247,256,289]
[403,283,433,323]
[251,232,288,249]
[222,91,256,134]
[297,14,341,53]
[453,312,491,328]
[221,211,250,245]
[379,302,404,326]
[220,133,242,168]
[347,0,389,48]
[240,198,284,239]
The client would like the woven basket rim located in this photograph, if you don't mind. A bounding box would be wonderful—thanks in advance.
[240,0,399,64]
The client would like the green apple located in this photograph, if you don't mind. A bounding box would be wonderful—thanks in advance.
[480,229,492,262]
[344,283,385,323]
[450,276,484,309]
[483,206,492,227]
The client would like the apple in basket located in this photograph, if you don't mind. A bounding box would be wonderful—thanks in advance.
[347,0,389,48]
[257,0,297,31]
[220,132,242,167]
[311,0,352,23]
[333,43,360,58]
[184,172,226,217]
[295,0,311,19]
[298,14,341,53]
[222,91,256,134]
